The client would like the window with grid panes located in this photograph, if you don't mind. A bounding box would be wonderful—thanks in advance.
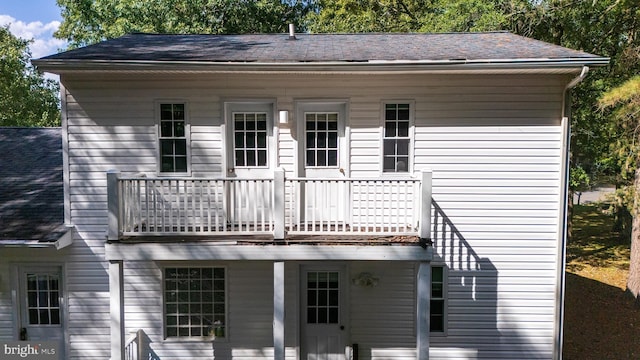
[431,266,445,332]
[26,273,61,325]
[233,112,268,167]
[305,112,339,167]
[164,267,226,338]
[383,104,410,172]
[306,271,340,324]
[159,103,188,173]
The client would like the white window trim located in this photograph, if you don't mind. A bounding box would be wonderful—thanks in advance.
[379,100,415,176]
[161,265,228,342]
[155,100,191,176]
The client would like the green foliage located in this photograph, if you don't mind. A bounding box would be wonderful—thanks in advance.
[306,0,507,33]
[55,0,318,47]
[516,0,640,193]
[600,77,640,211]
[570,165,590,192]
[0,26,60,127]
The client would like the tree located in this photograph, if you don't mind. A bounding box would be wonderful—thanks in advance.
[600,77,640,301]
[306,0,507,33]
[55,0,318,48]
[0,26,60,127]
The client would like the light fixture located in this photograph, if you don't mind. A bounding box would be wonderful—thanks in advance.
[278,110,289,124]
[352,272,379,288]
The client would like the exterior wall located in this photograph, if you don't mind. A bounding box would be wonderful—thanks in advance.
[6,71,569,359]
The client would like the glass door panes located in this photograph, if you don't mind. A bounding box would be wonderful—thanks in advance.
[305,113,339,167]
[26,273,61,325]
[306,271,340,324]
[233,112,268,167]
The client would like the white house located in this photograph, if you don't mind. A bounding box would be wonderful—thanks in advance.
[1,31,608,360]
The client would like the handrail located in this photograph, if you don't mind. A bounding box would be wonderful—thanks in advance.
[123,329,157,360]
[108,170,432,240]
[124,329,141,360]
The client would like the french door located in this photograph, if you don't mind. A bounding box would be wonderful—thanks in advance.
[297,102,348,227]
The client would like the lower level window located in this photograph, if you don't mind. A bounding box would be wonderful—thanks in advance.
[431,266,445,332]
[164,267,226,338]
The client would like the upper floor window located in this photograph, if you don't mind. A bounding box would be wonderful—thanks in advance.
[383,103,411,173]
[159,103,188,173]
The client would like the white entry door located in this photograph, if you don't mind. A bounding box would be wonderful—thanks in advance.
[301,266,348,360]
[225,102,275,229]
[297,103,348,228]
[18,266,65,358]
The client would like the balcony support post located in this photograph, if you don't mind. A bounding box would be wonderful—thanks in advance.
[417,261,431,360]
[274,168,286,240]
[418,170,432,242]
[109,260,125,360]
[273,261,285,360]
[107,170,122,241]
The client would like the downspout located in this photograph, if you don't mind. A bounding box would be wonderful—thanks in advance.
[556,65,589,360]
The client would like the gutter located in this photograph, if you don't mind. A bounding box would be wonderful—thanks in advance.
[555,65,589,360]
[32,57,610,74]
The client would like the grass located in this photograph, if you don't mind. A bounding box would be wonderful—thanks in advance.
[563,204,640,359]
[567,204,630,289]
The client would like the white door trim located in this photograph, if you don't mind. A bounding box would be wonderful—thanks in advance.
[11,263,67,358]
[294,100,349,178]
[300,263,349,360]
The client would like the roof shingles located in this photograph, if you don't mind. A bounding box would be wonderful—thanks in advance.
[38,32,603,63]
[0,128,65,241]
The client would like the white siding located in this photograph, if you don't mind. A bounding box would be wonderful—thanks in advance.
[15,71,570,359]
[350,262,417,359]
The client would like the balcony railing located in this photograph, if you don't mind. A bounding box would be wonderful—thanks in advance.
[107,169,432,240]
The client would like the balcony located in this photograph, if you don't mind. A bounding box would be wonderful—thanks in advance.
[107,169,432,242]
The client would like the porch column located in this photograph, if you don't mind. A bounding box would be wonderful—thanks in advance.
[417,262,431,360]
[274,261,285,360]
[109,260,125,360]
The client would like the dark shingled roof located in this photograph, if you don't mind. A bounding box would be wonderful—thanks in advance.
[38,32,604,63]
[0,128,65,241]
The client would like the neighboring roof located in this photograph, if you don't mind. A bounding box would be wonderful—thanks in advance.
[0,128,66,242]
[34,32,609,73]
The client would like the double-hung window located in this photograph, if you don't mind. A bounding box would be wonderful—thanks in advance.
[430,265,446,332]
[383,103,411,173]
[159,103,188,173]
[164,267,226,338]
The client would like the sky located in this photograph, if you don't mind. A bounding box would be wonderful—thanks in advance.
[0,0,67,61]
